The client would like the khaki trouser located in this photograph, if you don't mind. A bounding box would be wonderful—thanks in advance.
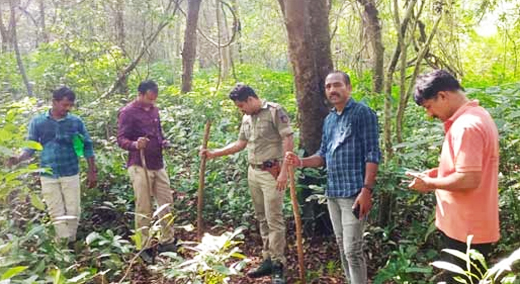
[248,165,286,264]
[40,174,81,242]
[128,165,175,248]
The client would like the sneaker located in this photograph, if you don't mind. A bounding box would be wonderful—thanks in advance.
[140,247,155,264]
[158,238,179,253]
[247,257,272,278]
[271,261,286,284]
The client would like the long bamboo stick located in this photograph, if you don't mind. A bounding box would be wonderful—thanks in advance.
[288,165,306,284]
[197,120,212,241]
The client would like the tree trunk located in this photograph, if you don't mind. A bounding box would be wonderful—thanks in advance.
[279,0,332,155]
[39,0,48,43]
[378,0,418,227]
[358,0,384,94]
[10,0,33,97]
[0,4,11,52]
[114,0,128,95]
[181,0,202,93]
[279,0,333,236]
[218,0,231,79]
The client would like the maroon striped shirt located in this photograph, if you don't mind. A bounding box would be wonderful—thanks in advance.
[117,100,165,170]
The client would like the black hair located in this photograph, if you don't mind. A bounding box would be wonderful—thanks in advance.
[328,70,351,86]
[138,80,159,94]
[413,69,464,105]
[228,83,258,102]
[52,86,76,102]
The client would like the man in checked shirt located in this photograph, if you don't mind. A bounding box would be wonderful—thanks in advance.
[286,71,381,284]
[8,86,98,244]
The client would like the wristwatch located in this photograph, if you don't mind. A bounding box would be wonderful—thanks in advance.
[363,184,374,193]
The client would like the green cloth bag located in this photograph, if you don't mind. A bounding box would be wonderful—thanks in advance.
[72,133,84,157]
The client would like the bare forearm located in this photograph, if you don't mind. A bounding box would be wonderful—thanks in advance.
[301,155,325,168]
[86,156,97,172]
[213,140,247,158]
[431,171,482,192]
[364,162,378,188]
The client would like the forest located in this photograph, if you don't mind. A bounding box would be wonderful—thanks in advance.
[1,0,520,283]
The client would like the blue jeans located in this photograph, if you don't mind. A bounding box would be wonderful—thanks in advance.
[327,197,367,284]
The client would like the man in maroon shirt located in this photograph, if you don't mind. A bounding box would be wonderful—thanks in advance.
[117,80,176,261]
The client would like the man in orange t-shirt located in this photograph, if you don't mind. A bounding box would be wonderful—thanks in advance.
[407,70,499,283]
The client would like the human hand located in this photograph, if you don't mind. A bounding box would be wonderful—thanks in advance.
[199,148,215,160]
[87,169,97,188]
[353,187,372,219]
[284,152,302,167]
[276,171,288,191]
[406,171,434,193]
[6,156,19,167]
[162,140,171,149]
[136,137,150,150]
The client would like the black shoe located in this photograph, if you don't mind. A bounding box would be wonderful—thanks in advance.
[140,247,155,264]
[158,238,179,253]
[247,258,272,278]
[271,261,286,284]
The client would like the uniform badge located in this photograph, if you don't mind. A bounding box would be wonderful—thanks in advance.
[279,112,289,123]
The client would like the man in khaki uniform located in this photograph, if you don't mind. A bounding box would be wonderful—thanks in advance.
[200,84,293,284]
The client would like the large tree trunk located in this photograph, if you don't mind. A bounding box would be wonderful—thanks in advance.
[10,0,33,97]
[358,0,384,94]
[279,0,332,155]
[181,0,202,93]
[279,0,333,236]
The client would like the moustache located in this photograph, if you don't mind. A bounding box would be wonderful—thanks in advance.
[329,92,340,97]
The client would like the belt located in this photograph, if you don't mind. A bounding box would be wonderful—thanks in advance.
[250,159,279,170]
[250,163,264,170]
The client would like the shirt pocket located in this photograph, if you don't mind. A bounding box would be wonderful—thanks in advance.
[256,118,276,140]
[338,123,353,144]
[243,121,252,139]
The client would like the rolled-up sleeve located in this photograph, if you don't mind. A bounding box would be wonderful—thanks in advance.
[360,107,381,164]
[316,119,329,160]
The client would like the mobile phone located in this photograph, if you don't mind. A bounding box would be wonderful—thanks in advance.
[352,204,361,219]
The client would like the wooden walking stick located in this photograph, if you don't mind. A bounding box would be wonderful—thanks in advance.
[139,149,152,199]
[288,164,306,284]
[197,120,212,241]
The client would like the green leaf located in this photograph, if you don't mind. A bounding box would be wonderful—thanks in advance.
[67,272,91,283]
[22,141,43,151]
[31,193,46,211]
[1,266,29,280]
[431,261,466,274]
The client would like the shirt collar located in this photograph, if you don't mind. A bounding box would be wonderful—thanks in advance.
[46,109,70,121]
[132,99,157,110]
[332,98,356,116]
[443,100,480,130]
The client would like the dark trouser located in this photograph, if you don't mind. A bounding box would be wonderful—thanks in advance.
[439,231,493,284]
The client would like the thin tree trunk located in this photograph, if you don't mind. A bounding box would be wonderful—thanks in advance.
[0,4,11,52]
[97,0,180,101]
[181,0,202,93]
[114,0,128,95]
[39,0,48,43]
[10,0,33,97]
[358,0,384,93]
[396,15,442,144]
[378,0,418,227]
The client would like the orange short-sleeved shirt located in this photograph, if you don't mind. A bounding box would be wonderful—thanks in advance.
[436,100,500,244]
